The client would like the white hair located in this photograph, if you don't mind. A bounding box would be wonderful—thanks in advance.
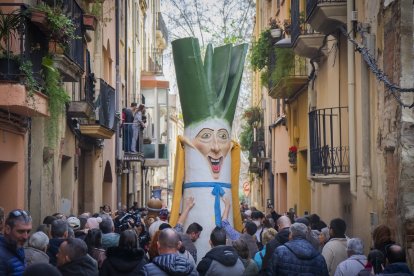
[347,238,364,255]
[28,231,49,251]
[290,223,308,239]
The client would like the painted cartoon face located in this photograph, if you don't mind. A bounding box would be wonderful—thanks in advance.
[192,128,231,179]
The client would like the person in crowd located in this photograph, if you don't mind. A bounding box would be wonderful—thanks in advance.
[0,209,32,275]
[380,244,413,275]
[253,228,277,270]
[266,207,282,229]
[232,239,259,276]
[100,205,112,217]
[261,215,292,273]
[251,211,267,251]
[322,218,349,276]
[53,213,67,221]
[74,217,88,240]
[140,228,197,275]
[86,217,102,230]
[244,210,252,222]
[56,238,98,275]
[319,226,330,251]
[0,206,4,235]
[309,213,327,231]
[84,228,106,269]
[131,104,145,153]
[36,224,51,238]
[100,229,146,275]
[173,197,202,263]
[177,234,196,269]
[148,208,169,238]
[48,219,69,266]
[295,216,320,250]
[197,227,245,275]
[358,249,385,276]
[133,219,151,252]
[222,197,259,258]
[67,217,80,232]
[100,216,119,250]
[372,224,395,258]
[268,222,329,276]
[23,263,62,276]
[147,230,161,261]
[334,238,367,276]
[24,231,50,266]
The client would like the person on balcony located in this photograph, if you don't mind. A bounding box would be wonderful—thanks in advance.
[131,104,146,153]
[123,103,135,152]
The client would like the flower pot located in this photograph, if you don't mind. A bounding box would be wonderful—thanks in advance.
[83,14,98,31]
[270,28,282,38]
[30,10,49,34]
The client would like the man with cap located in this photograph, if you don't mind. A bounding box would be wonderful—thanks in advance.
[67,217,80,231]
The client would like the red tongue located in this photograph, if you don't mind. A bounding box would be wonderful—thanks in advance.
[212,164,220,172]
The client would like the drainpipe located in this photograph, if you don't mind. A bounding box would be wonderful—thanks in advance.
[347,0,357,196]
[115,0,122,210]
[124,0,129,208]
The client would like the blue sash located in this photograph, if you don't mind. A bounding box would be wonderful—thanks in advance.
[183,182,231,227]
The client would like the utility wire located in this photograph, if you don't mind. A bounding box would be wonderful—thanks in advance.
[339,25,414,108]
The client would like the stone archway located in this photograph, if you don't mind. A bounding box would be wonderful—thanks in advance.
[102,161,113,209]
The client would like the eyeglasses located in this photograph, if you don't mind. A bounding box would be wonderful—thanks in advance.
[8,209,30,219]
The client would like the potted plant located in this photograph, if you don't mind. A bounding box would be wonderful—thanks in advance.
[0,10,22,81]
[269,17,282,38]
[288,145,298,165]
[29,4,79,51]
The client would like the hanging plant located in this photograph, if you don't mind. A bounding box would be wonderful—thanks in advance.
[42,56,70,146]
[29,4,80,50]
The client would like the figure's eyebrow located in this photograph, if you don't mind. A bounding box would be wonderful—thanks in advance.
[196,128,214,136]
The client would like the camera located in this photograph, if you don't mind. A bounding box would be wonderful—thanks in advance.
[115,210,142,232]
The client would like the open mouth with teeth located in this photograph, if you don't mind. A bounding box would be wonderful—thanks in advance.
[209,157,223,173]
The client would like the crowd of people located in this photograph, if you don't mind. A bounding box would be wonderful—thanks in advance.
[0,199,413,276]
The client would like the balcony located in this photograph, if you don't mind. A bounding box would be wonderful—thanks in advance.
[144,47,164,74]
[0,4,49,117]
[122,122,144,162]
[31,0,84,81]
[306,0,347,35]
[155,12,168,50]
[79,79,115,139]
[0,84,49,117]
[309,107,349,183]
[67,76,94,118]
[268,55,308,99]
[291,0,326,59]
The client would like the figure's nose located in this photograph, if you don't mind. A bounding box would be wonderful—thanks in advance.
[211,136,220,153]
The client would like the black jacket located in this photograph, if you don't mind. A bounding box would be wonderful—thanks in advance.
[379,262,414,275]
[140,253,197,276]
[197,245,241,275]
[47,238,65,266]
[100,247,146,276]
[261,227,290,273]
[58,255,98,276]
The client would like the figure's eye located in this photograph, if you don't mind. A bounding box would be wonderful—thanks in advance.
[217,129,229,140]
[201,132,212,139]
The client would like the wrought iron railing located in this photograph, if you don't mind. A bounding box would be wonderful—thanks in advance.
[309,107,349,175]
[41,0,84,71]
[306,0,347,22]
[0,4,47,83]
[144,47,163,73]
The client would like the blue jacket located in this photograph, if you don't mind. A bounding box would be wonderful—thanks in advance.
[0,235,26,276]
[379,262,414,275]
[269,237,329,276]
[139,253,198,276]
